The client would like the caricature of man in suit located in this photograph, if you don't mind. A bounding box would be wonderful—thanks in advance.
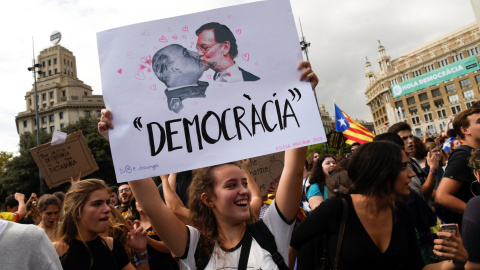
[152,44,209,113]
[195,22,259,83]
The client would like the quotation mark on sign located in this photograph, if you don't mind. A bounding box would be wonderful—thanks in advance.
[288,88,302,101]
[133,117,143,131]
[241,53,250,61]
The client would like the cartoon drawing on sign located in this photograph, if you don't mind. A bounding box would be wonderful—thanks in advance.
[195,22,260,82]
[151,44,209,113]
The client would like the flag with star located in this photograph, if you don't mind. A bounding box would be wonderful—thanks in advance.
[334,104,375,144]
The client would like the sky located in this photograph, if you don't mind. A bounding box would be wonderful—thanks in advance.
[0,0,477,154]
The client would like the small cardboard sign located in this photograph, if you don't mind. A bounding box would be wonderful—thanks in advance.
[248,152,284,195]
[29,131,99,188]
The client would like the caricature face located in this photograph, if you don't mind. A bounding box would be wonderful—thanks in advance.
[196,29,227,72]
[77,189,111,240]
[39,204,59,228]
[168,45,204,80]
[208,164,251,225]
[322,157,336,177]
[394,152,416,196]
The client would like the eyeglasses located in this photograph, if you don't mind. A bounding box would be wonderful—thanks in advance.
[119,188,131,193]
[196,43,220,53]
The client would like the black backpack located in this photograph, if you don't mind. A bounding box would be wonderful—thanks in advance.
[195,220,289,270]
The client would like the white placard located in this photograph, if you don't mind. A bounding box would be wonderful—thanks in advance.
[97,0,326,182]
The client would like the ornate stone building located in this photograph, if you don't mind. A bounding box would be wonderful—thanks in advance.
[16,44,104,134]
[365,22,480,136]
[318,104,335,134]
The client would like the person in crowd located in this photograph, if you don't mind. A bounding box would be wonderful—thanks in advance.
[413,136,429,169]
[130,197,180,270]
[109,186,119,206]
[345,142,360,159]
[104,204,134,260]
[326,169,353,199]
[300,151,319,216]
[98,61,318,269]
[290,141,468,269]
[117,183,133,219]
[306,154,336,210]
[0,218,62,269]
[388,122,437,202]
[53,191,65,208]
[450,139,462,154]
[53,179,149,270]
[157,171,193,208]
[37,194,61,241]
[425,142,446,202]
[1,193,26,222]
[437,108,480,225]
[22,193,40,225]
[462,149,480,269]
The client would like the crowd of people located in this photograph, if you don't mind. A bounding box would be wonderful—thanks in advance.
[1,61,480,270]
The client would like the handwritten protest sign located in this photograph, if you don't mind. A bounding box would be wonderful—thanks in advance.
[248,152,284,195]
[97,0,326,182]
[30,131,99,188]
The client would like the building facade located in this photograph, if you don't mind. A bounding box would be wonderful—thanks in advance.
[318,104,335,134]
[16,44,105,134]
[365,22,480,136]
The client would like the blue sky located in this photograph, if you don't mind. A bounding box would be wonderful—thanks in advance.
[0,0,476,154]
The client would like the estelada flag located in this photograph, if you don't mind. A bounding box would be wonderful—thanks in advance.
[334,104,375,144]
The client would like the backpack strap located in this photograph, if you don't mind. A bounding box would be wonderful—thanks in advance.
[194,235,209,270]
[238,228,253,270]
[248,220,289,270]
[333,197,348,269]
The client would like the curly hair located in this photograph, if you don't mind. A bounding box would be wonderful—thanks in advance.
[309,154,336,186]
[188,162,254,266]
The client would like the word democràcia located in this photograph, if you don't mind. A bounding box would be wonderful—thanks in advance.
[145,98,301,155]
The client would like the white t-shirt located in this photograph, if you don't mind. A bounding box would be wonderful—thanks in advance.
[180,199,294,270]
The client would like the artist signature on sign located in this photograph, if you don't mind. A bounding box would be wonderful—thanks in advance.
[119,164,159,174]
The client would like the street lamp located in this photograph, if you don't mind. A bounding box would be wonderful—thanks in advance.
[27,58,44,194]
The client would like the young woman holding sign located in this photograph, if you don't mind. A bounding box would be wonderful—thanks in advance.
[98,61,318,269]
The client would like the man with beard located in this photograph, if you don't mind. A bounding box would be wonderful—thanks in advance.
[195,22,259,83]
[152,44,209,113]
[116,183,133,219]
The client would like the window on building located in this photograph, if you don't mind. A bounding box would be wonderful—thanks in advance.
[84,91,88,96]
[42,116,47,124]
[434,99,444,108]
[409,107,418,115]
[421,103,431,112]
[390,78,398,86]
[385,94,389,102]
[425,64,435,73]
[43,103,46,108]
[49,70,52,76]
[463,89,475,100]
[96,110,102,117]
[49,92,53,99]
[401,74,410,82]
[445,84,456,94]
[424,113,433,122]
[431,88,441,98]
[55,68,58,74]
[62,91,66,97]
[50,126,55,133]
[42,61,45,68]
[412,69,422,78]
[382,107,386,114]
[449,94,459,104]
[412,116,420,125]
[84,111,91,117]
[42,93,46,100]
[42,128,47,133]
[407,97,416,105]
[437,109,447,118]
[460,78,472,89]
[29,99,32,105]
[48,60,51,66]
[54,58,57,65]
[451,105,462,114]
[419,92,428,102]
[467,101,477,109]
[60,123,64,129]
[23,121,27,127]
[59,112,63,119]
[67,60,69,66]
[49,115,54,121]
[395,100,404,108]
[438,58,450,67]
[452,53,464,63]
[467,47,480,56]
[50,102,54,106]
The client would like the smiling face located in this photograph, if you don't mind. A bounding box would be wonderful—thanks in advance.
[207,164,251,225]
[39,205,59,228]
[118,184,132,205]
[76,189,111,241]
[394,152,416,196]
[322,157,336,177]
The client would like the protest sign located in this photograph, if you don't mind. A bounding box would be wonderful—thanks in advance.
[247,152,284,195]
[97,0,326,182]
[30,131,99,188]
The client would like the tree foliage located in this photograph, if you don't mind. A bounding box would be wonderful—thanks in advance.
[0,151,13,176]
[0,117,115,198]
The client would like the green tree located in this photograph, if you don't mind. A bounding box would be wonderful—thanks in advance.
[0,151,13,176]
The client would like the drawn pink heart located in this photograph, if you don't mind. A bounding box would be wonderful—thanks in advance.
[167,27,171,32]
[147,68,151,73]
[206,74,212,79]
[150,84,156,90]
[255,61,259,66]
[134,70,145,80]
[182,26,188,31]
[241,53,250,61]
[163,97,166,100]
[172,34,177,40]
[227,15,231,19]
[182,34,187,39]
[140,64,146,70]
[236,29,242,35]
[141,30,150,36]
[159,36,168,43]
[140,55,151,64]
[117,68,122,74]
